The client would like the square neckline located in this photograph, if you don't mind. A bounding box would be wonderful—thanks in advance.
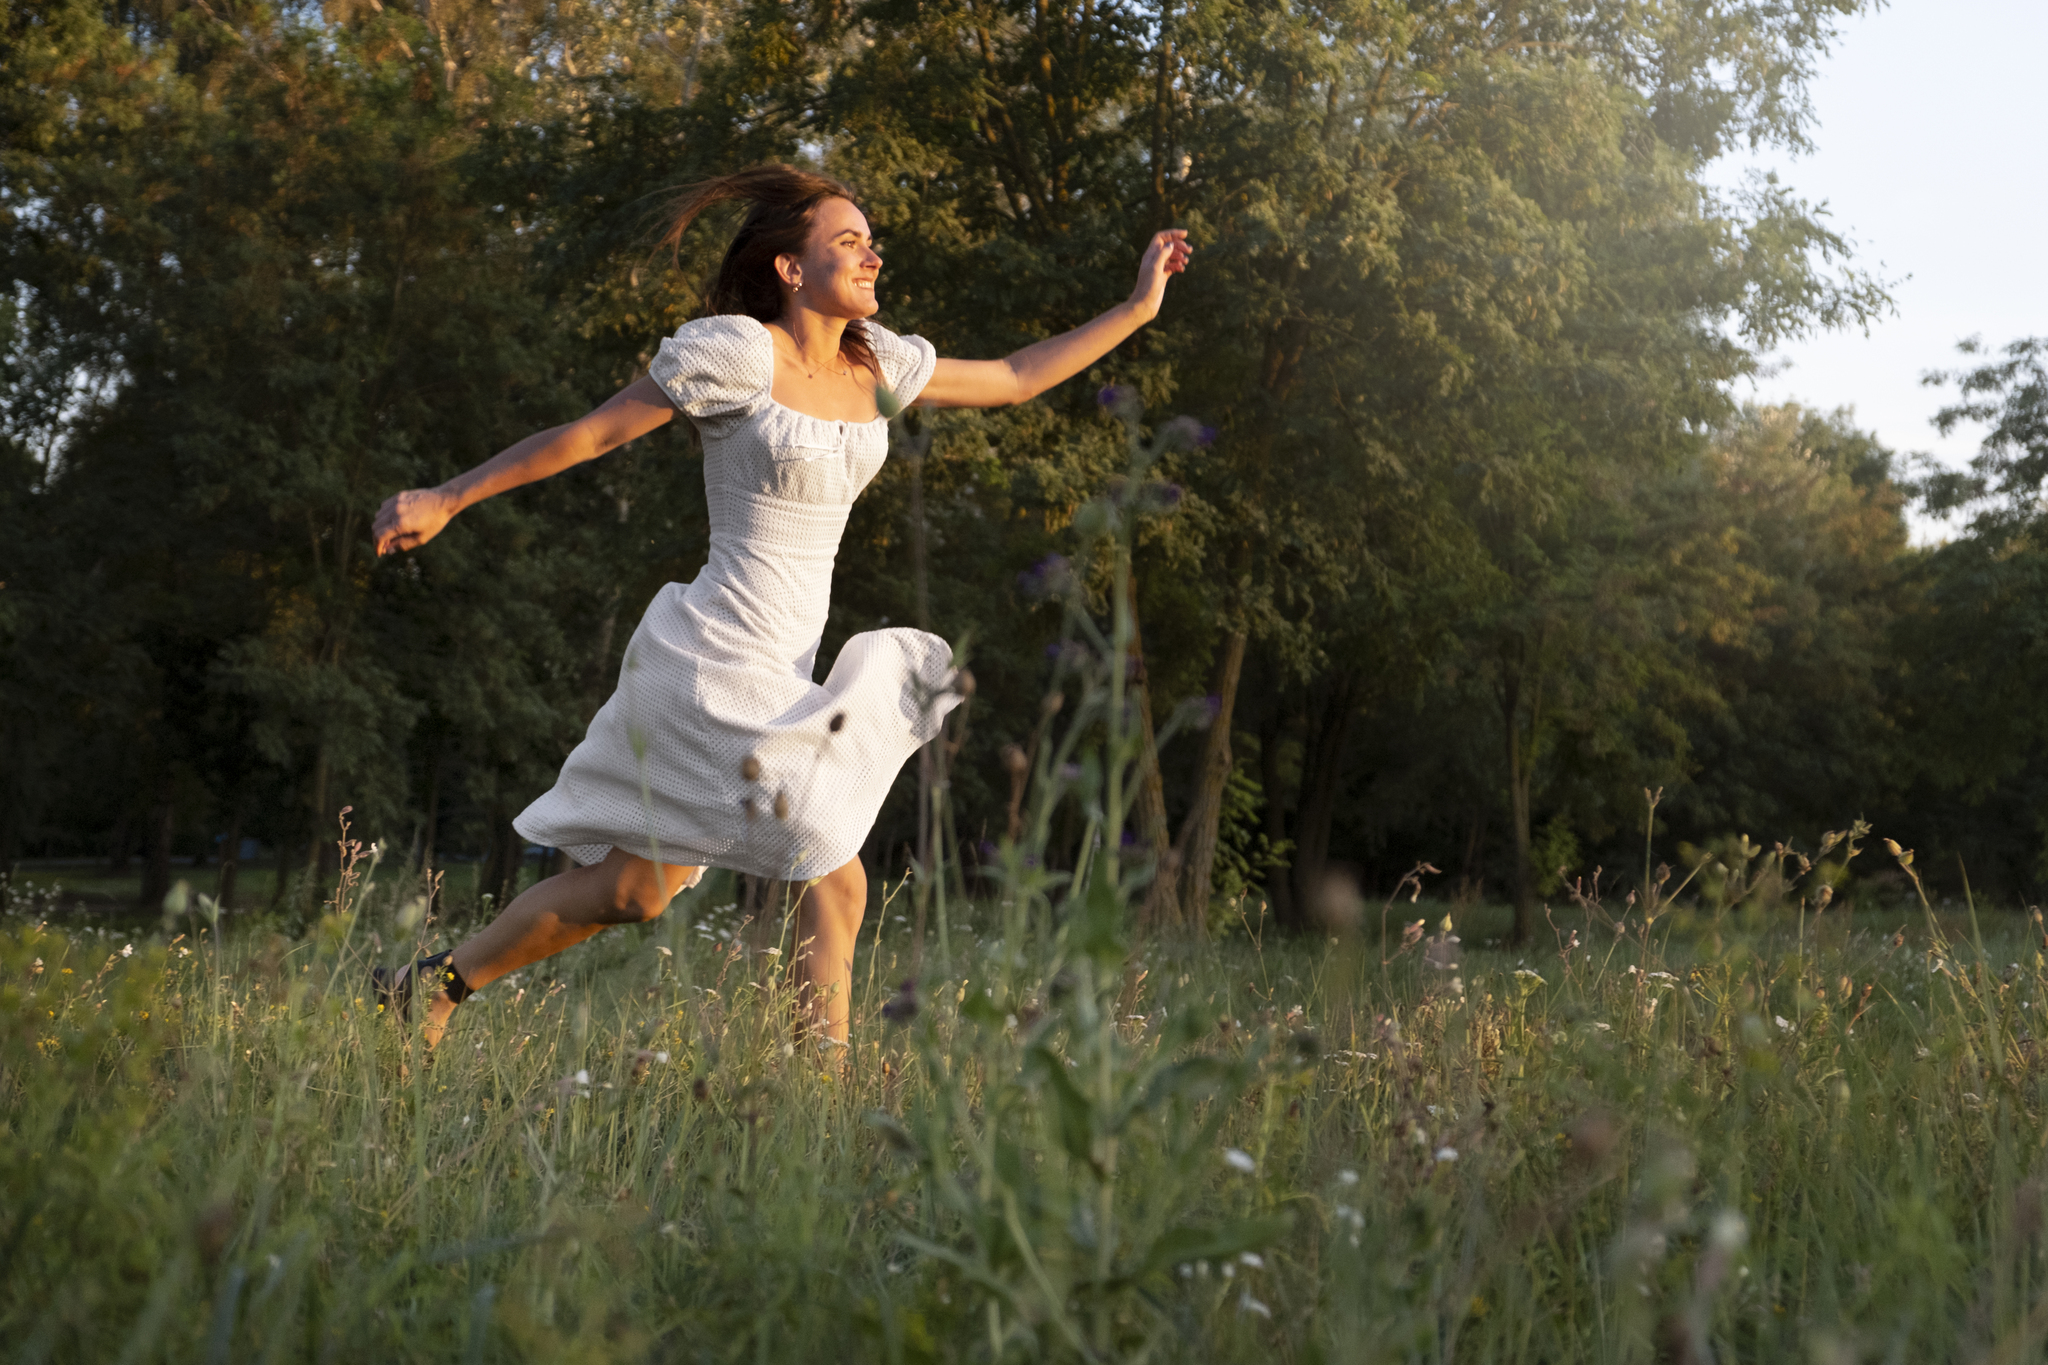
[747,317,890,428]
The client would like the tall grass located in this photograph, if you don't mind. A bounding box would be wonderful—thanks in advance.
[10,404,2048,1361]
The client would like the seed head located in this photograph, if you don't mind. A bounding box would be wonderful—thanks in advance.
[741,755,762,781]
[773,790,790,821]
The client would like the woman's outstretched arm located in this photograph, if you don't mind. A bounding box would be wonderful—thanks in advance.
[916,229,1192,409]
[373,377,677,557]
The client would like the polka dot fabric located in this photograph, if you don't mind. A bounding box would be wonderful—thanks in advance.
[514,314,957,880]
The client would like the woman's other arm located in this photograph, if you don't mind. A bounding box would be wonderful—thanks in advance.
[916,229,1191,409]
[373,376,677,557]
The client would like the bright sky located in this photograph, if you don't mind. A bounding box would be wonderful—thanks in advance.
[1706,0,2048,541]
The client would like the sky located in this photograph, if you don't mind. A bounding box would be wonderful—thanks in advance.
[1704,0,2048,541]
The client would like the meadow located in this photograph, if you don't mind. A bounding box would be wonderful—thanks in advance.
[8,824,2048,1363]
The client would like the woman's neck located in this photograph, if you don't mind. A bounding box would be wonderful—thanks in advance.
[771,308,850,373]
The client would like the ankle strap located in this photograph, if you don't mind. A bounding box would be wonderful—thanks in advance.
[419,949,473,1004]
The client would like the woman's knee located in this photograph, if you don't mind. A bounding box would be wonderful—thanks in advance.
[818,858,867,931]
[594,855,692,925]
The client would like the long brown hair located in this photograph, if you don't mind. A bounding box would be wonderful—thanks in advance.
[660,164,876,375]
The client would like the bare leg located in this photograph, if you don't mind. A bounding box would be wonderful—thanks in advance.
[417,849,700,1047]
[790,856,868,1047]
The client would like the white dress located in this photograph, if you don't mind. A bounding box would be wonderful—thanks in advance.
[513,314,959,881]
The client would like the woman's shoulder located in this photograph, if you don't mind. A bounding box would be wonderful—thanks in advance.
[860,319,938,404]
[649,314,773,418]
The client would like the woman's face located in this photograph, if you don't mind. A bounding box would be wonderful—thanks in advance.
[779,197,882,321]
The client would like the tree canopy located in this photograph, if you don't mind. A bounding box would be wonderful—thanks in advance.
[8,0,2040,926]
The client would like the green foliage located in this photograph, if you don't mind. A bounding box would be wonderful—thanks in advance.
[1,0,1941,920]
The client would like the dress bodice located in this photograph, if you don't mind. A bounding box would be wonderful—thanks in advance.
[514,313,956,881]
[644,315,938,668]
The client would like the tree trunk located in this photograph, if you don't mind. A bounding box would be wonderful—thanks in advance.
[1172,628,1248,931]
[1502,671,1536,945]
[108,809,134,873]
[139,789,175,911]
[1290,670,1360,924]
[420,752,441,875]
[1258,701,1295,925]
[304,746,331,892]
[1129,577,1178,930]
[215,805,243,909]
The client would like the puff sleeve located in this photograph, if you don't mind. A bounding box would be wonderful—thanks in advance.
[648,316,773,424]
[863,320,939,409]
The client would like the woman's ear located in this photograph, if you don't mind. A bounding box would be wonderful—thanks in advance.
[774,253,803,291]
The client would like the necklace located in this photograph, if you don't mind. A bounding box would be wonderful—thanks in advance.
[779,338,850,381]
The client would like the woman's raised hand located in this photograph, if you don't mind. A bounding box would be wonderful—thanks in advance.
[1129,228,1193,321]
[374,486,458,557]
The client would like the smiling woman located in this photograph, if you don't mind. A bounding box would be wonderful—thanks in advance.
[369,162,1191,1051]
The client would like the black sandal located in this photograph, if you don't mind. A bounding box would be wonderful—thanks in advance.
[373,949,473,1020]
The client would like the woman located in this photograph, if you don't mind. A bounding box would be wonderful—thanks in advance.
[371,164,1191,1048]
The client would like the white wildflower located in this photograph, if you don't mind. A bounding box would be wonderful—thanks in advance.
[1774,1015,1792,1032]
[1238,1291,1272,1318]
[1223,1147,1257,1174]
[1435,1147,1459,1163]
[1336,1168,1359,1185]
[120,943,134,958]
[1239,1252,1264,1269]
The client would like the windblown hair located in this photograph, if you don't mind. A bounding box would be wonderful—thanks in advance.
[661,164,875,375]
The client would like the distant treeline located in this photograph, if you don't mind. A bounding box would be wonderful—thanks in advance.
[7,0,2048,933]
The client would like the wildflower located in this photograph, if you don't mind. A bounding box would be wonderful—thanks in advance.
[120,943,134,958]
[1223,1147,1257,1174]
[761,946,782,957]
[1774,1015,1793,1032]
[1238,1291,1272,1318]
[1239,1252,1264,1269]
[654,945,673,957]
[1435,1147,1459,1163]
[1017,555,1074,599]
[1336,1168,1359,1185]
[881,979,920,1023]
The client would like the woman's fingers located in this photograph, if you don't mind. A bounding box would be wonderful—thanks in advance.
[374,489,444,557]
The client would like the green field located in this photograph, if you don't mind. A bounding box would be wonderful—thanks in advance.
[8,853,2046,1363]
[5,860,547,921]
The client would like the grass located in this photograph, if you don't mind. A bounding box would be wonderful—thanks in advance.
[11,405,2043,1362]
[5,858,550,918]
[8,856,2048,1362]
